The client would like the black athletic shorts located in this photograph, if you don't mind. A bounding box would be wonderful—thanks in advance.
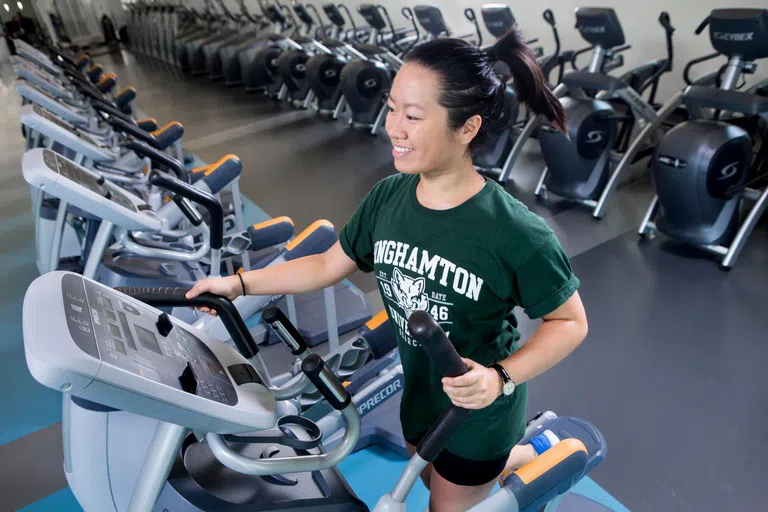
[405,431,510,486]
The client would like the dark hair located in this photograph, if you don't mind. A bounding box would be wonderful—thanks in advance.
[403,26,567,152]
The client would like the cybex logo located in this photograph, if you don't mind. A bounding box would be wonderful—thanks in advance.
[357,378,403,415]
[584,131,605,143]
[658,155,687,169]
[294,63,306,72]
[324,69,337,78]
[713,32,754,42]
[364,78,379,89]
[270,59,278,66]
[717,161,740,180]
[487,20,506,28]
[581,26,606,34]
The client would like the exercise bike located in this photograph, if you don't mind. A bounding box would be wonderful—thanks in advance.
[637,8,768,270]
[502,8,676,219]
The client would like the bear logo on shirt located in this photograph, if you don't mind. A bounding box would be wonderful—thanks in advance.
[391,268,429,319]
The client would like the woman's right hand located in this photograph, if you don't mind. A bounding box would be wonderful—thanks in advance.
[185,275,243,316]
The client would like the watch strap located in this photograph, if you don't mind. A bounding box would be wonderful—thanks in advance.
[490,363,511,385]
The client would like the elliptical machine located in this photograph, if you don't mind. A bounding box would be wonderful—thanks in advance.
[637,9,768,270]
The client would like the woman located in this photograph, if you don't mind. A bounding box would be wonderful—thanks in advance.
[187,26,588,512]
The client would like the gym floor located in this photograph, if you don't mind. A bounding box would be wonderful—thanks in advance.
[1,48,767,512]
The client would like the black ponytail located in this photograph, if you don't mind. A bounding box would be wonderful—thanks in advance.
[403,27,566,153]
[493,25,567,133]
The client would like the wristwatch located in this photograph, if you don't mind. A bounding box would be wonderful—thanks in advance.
[490,363,516,396]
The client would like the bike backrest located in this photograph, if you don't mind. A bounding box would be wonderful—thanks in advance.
[481,4,516,38]
[323,4,345,27]
[358,4,387,31]
[293,3,314,27]
[575,7,625,49]
[414,5,450,37]
[709,9,768,61]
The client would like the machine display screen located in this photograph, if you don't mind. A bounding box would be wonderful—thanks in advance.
[33,105,100,146]
[135,324,162,356]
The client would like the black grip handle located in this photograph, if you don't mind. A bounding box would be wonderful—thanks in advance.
[125,139,189,183]
[262,304,309,355]
[113,287,260,358]
[407,310,472,463]
[694,16,710,36]
[543,9,555,27]
[102,114,159,147]
[90,98,134,124]
[301,354,351,411]
[172,196,203,226]
[148,171,223,249]
[418,406,472,463]
[658,12,674,34]
[407,311,468,378]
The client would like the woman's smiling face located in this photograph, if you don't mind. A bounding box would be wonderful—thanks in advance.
[385,62,475,175]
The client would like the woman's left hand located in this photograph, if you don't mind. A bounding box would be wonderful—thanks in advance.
[442,358,502,410]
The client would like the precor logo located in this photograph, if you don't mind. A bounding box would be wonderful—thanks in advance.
[357,378,403,415]
[581,26,606,34]
[717,161,740,180]
[584,131,605,143]
[713,32,754,42]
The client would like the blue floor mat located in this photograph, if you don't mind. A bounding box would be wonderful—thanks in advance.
[18,487,82,512]
[22,449,629,512]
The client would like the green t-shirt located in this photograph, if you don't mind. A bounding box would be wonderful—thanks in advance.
[339,172,579,460]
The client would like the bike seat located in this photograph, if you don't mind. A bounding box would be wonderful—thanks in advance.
[356,44,387,56]
[247,216,295,252]
[96,72,118,94]
[136,117,158,132]
[189,154,242,193]
[150,121,185,150]
[114,86,137,109]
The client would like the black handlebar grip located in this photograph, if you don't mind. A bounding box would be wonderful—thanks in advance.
[543,9,555,27]
[104,114,159,147]
[126,139,189,183]
[148,171,223,249]
[658,12,675,34]
[172,196,203,226]
[90,98,134,124]
[407,310,468,378]
[301,354,351,411]
[262,304,309,355]
[417,406,472,463]
[114,287,260,359]
[694,16,710,36]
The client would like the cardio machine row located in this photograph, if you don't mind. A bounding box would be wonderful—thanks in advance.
[12,32,608,512]
[134,2,768,271]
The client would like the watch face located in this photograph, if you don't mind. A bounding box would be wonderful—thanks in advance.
[503,381,515,395]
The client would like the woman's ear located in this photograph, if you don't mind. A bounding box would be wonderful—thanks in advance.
[459,114,483,145]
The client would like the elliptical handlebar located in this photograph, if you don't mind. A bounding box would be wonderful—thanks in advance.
[400,7,420,55]
[694,16,710,36]
[463,8,482,48]
[543,9,561,56]
[683,51,722,86]
[658,11,675,72]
